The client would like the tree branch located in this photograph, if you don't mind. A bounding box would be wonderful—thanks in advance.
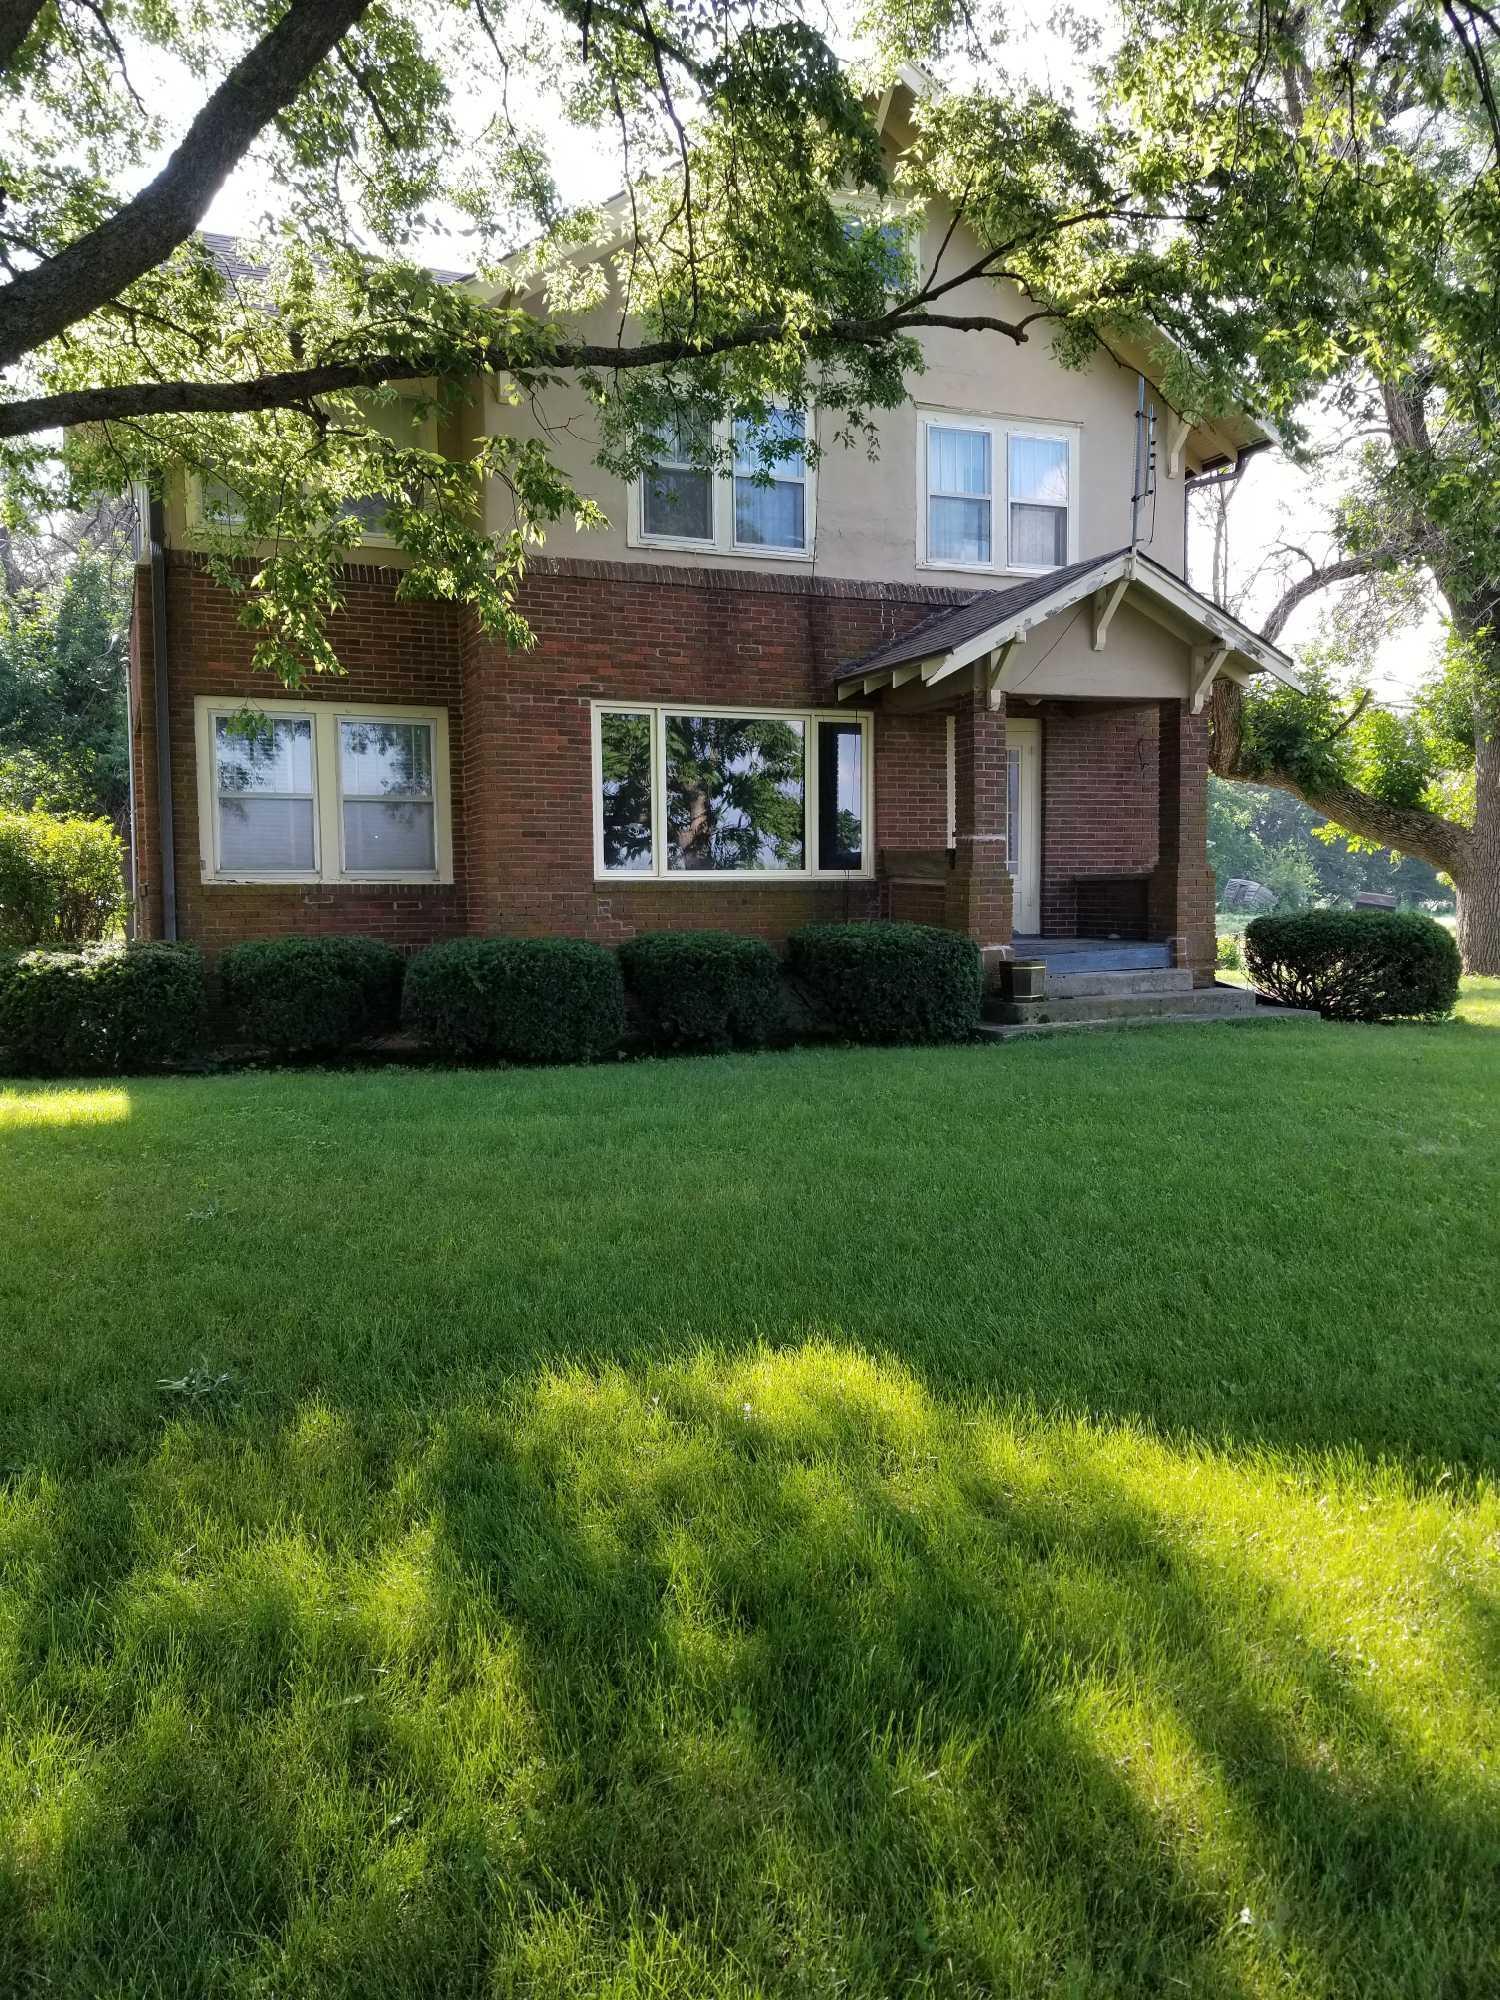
[1210,680,1472,877]
[1260,551,1394,642]
[0,0,375,371]
[0,0,48,70]
[0,304,1047,438]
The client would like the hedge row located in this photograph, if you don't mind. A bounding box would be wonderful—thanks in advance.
[0,922,985,1075]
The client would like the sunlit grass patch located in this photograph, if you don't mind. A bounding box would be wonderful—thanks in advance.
[0,1083,131,1128]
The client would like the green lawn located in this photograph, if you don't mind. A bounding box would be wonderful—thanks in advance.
[2,985,1498,1998]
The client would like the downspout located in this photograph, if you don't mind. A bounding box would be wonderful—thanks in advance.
[149,496,177,941]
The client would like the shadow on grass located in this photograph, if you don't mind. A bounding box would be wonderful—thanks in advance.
[1,1348,1495,1997]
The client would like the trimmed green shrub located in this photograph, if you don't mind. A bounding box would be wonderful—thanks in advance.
[218,935,406,1053]
[618,930,784,1051]
[787,921,983,1044]
[1244,909,1461,1021]
[403,937,624,1063]
[1215,931,1242,972]
[0,809,124,946]
[0,943,207,1075]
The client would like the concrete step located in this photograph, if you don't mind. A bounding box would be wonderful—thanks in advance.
[1043,966,1193,1000]
[981,997,1315,1040]
[985,985,1257,1027]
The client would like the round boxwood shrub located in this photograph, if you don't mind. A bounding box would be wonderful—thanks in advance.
[218,935,406,1053]
[0,942,208,1075]
[1243,909,1461,1021]
[787,921,983,1044]
[403,937,624,1063]
[618,930,785,1051]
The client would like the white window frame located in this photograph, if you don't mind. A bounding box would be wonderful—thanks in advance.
[630,409,817,562]
[186,473,403,551]
[591,700,873,883]
[917,410,1079,578]
[194,695,454,886]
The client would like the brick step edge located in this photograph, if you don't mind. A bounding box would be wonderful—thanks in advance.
[984,989,1256,1026]
[1043,967,1194,1000]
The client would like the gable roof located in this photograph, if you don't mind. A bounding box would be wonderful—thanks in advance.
[834,548,1298,695]
[198,231,473,291]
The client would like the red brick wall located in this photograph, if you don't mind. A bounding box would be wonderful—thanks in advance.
[132,556,467,951]
[1038,701,1159,937]
[131,553,970,953]
[457,558,962,945]
[128,553,1201,962]
[875,710,949,854]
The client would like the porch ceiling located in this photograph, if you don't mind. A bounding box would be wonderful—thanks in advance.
[834,548,1298,711]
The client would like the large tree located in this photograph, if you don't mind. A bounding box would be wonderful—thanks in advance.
[1110,0,1499,969]
[0,0,1495,957]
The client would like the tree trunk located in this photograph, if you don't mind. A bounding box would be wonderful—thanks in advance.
[1455,728,1500,976]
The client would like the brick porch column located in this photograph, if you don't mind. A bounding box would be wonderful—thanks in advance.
[1147,698,1215,984]
[943,678,1013,972]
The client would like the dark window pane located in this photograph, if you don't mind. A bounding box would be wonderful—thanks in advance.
[643,467,712,540]
[664,714,805,872]
[599,711,654,872]
[817,722,864,871]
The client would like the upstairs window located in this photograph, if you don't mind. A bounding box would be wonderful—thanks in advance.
[636,406,815,558]
[641,411,715,543]
[1008,434,1070,570]
[926,425,993,566]
[919,413,1077,575]
[733,408,808,552]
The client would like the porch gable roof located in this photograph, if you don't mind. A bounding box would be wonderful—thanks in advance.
[833,548,1299,701]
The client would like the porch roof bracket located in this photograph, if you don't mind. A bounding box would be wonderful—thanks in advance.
[986,634,1026,707]
[1166,410,1192,480]
[1190,641,1231,713]
[1091,574,1131,652]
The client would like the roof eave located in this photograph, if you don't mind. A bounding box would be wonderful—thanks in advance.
[837,549,1300,698]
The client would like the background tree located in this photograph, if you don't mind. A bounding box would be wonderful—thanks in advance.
[1110,0,1500,968]
[0,501,132,824]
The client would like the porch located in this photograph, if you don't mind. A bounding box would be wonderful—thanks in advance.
[836,545,1301,988]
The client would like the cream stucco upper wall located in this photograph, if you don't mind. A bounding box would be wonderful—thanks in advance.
[474,208,1190,588]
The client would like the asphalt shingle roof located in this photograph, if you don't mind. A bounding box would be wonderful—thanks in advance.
[835,549,1129,681]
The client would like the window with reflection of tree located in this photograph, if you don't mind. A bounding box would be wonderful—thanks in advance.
[599,710,654,871]
[666,714,805,871]
[339,719,435,873]
[595,707,868,878]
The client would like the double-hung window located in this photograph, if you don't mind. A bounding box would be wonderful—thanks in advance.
[196,698,452,884]
[732,408,809,553]
[635,405,815,558]
[640,411,716,544]
[593,703,871,880]
[919,412,1077,575]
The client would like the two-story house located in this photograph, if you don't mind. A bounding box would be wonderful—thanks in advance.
[125,85,1295,989]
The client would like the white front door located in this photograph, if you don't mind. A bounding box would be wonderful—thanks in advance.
[1006,718,1042,934]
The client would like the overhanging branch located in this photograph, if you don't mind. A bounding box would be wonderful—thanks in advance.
[0,304,1046,438]
[0,0,376,371]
